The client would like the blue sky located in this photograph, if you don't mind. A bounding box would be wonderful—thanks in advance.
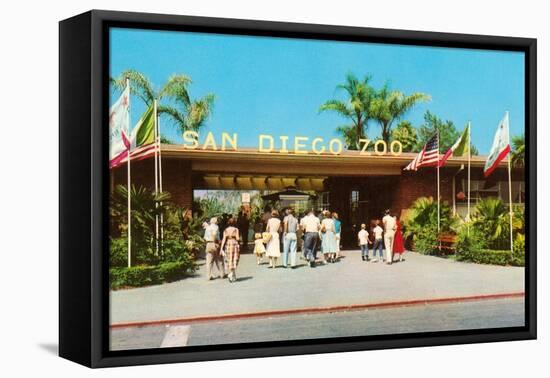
[110,28,525,154]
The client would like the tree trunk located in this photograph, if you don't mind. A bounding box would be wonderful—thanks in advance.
[382,123,391,144]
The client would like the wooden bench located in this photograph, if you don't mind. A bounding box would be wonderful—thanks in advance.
[436,233,458,254]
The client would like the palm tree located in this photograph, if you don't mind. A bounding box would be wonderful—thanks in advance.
[370,84,430,144]
[511,134,525,168]
[112,184,172,263]
[319,73,374,149]
[111,69,215,133]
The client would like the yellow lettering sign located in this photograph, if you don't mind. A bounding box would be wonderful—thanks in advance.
[312,137,325,154]
[279,135,289,153]
[374,140,387,155]
[202,132,217,150]
[359,138,371,155]
[390,140,403,156]
[221,132,238,151]
[182,130,199,149]
[329,138,343,155]
[294,136,308,154]
[259,134,274,152]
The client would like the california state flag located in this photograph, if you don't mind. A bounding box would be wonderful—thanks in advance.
[484,112,510,177]
[109,84,130,169]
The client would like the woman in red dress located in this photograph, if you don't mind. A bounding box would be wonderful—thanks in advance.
[393,219,406,262]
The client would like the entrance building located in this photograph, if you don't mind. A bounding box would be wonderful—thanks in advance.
[112,144,525,247]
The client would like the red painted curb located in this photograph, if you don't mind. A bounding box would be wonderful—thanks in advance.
[110,292,524,329]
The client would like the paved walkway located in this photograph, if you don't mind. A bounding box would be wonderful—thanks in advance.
[110,250,524,325]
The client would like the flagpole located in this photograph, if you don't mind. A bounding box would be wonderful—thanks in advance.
[452,174,456,216]
[126,78,132,268]
[154,99,159,256]
[437,130,441,238]
[157,110,164,254]
[506,112,514,255]
[467,121,471,235]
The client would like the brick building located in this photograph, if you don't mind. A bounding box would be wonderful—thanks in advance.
[112,144,524,246]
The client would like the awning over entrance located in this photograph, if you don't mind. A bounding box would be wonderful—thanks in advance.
[198,175,327,191]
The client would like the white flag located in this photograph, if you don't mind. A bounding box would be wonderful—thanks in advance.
[109,84,130,168]
[484,112,510,177]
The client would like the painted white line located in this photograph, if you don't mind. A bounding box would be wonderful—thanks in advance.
[160,325,191,348]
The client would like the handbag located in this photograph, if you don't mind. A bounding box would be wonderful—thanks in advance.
[262,232,272,243]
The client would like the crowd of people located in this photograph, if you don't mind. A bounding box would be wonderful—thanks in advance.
[201,206,405,283]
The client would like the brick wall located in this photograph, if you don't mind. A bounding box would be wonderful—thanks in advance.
[112,158,193,209]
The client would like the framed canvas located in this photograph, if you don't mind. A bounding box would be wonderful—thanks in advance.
[59,10,537,368]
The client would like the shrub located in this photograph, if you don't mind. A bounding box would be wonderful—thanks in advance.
[403,197,459,254]
[455,226,487,255]
[456,249,513,266]
[109,260,196,290]
[110,238,128,267]
[510,233,526,266]
[455,224,524,266]
[411,224,438,254]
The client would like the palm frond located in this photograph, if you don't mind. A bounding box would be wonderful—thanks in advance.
[319,99,352,117]
[158,105,187,130]
[112,69,156,106]
[159,74,192,105]
[185,93,215,131]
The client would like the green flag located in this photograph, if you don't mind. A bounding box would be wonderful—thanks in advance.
[130,104,155,148]
[439,124,469,166]
[453,123,470,156]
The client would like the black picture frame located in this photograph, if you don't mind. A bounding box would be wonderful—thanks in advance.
[59,9,537,368]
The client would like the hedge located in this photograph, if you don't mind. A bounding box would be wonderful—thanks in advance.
[110,260,196,290]
[456,248,524,267]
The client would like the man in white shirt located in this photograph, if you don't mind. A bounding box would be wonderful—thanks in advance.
[204,217,224,280]
[382,209,397,265]
[300,209,321,267]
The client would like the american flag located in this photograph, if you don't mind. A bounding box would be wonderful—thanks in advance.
[404,133,439,171]
[119,143,158,165]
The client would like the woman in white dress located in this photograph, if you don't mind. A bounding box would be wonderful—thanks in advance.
[321,210,338,263]
[265,210,282,268]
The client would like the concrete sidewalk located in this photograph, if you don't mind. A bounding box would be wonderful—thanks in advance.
[110,250,524,325]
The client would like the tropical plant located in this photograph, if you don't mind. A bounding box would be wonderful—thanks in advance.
[111,69,215,133]
[319,73,375,150]
[455,225,487,256]
[511,134,525,167]
[472,197,511,250]
[403,196,459,254]
[512,204,525,235]
[111,185,172,264]
[370,84,430,144]
[391,121,418,152]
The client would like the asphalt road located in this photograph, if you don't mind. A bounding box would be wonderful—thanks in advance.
[110,296,525,350]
